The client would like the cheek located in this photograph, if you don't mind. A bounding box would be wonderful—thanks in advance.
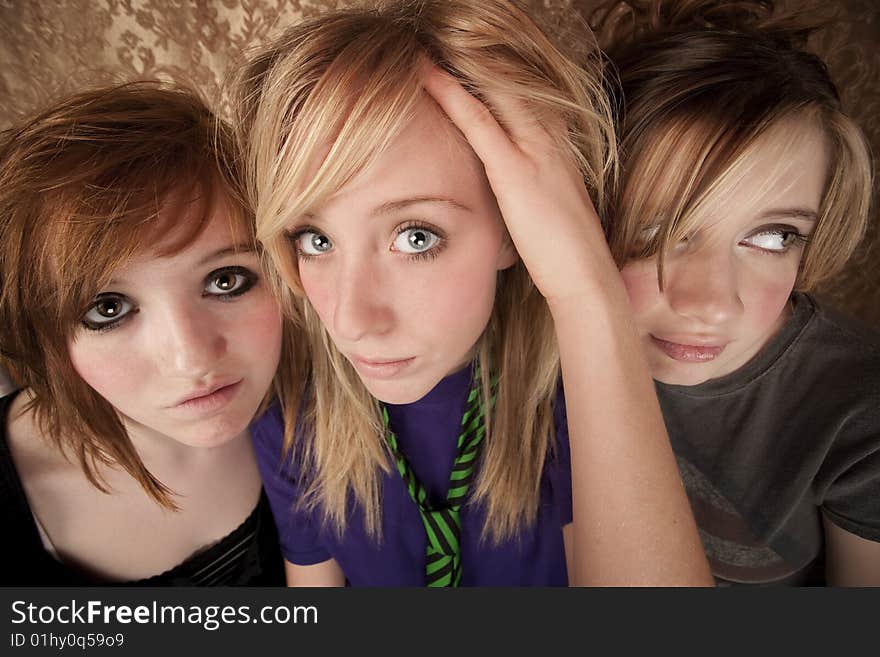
[426,240,501,328]
[68,336,140,404]
[299,265,334,324]
[423,258,496,330]
[233,293,284,362]
[743,262,799,331]
[620,262,661,321]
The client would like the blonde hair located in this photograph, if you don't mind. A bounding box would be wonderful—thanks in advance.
[599,0,872,288]
[235,0,615,540]
[0,81,291,509]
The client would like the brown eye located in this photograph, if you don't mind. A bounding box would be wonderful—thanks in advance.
[203,266,257,298]
[82,294,134,330]
[213,272,238,291]
[96,298,123,317]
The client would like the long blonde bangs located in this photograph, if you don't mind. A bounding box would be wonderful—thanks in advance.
[612,105,872,292]
[237,0,615,541]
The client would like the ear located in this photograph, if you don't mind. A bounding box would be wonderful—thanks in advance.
[496,235,518,270]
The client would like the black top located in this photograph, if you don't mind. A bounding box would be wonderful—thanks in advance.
[0,391,284,586]
[657,293,880,585]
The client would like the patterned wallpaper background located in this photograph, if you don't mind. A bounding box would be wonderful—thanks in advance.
[1,0,878,325]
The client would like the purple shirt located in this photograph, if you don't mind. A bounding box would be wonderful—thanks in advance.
[251,366,572,586]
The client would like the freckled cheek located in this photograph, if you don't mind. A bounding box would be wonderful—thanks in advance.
[298,266,335,324]
[743,265,799,333]
[420,254,499,336]
[233,295,284,363]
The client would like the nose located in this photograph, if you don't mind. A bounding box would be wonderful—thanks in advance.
[664,246,743,327]
[155,302,226,379]
[330,256,394,343]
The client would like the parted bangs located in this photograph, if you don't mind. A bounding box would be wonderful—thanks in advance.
[244,14,426,301]
[240,1,615,309]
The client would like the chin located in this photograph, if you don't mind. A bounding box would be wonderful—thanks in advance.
[654,372,711,387]
[179,413,253,448]
[359,376,437,405]
[649,361,714,387]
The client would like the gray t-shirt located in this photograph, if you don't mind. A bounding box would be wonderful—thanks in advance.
[657,293,880,585]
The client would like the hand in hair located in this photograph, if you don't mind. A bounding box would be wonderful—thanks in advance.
[423,62,713,586]
[422,63,622,308]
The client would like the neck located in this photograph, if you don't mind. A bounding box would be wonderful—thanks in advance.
[123,418,248,475]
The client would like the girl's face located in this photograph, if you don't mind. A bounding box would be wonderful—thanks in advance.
[288,98,516,404]
[68,197,283,448]
[620,126,829,386]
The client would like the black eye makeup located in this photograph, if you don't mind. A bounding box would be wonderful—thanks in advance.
[740,224,810,255]
[81,294,137,332]
[203,266,259,299]
[80,266,260,332]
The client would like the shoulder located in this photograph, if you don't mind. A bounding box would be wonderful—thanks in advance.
[807,296,880,355]
[0,392,69,571]
[3,391,78,492]
[249,397,306,488]
[797,295,880,392]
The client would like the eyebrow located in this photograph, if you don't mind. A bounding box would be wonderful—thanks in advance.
[196,244,257,267]
[302,196,473,221]
[756,208,818,222]
[368,196,473,217]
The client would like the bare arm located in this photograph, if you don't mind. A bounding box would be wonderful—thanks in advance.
[553,286,710,585]
[285,558,346,587]
[823,516,880,586]
[423,65,712,586]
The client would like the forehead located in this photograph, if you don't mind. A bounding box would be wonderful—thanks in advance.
[314,96,489,217]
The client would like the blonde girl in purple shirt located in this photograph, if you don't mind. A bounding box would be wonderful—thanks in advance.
[239,0,712,586]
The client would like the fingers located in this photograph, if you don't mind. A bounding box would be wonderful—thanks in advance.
[421,63,557,164]
[421,63,519,170]
[479,86,554,149]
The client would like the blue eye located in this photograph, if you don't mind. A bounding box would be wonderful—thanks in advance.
[392,227,441,254]
[81,294,135,331]
[296,231,333,257]
[204,266,257,298]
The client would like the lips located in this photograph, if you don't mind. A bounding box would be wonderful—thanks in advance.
[173,380,242,409]
[349,356,415,380]
[650,335,726,362]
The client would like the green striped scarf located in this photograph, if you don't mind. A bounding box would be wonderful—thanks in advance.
[381,368,494,587]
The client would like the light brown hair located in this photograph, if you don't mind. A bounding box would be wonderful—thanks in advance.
[235,0,616,540]
[598,0,872,288]
[0,81,269,508]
